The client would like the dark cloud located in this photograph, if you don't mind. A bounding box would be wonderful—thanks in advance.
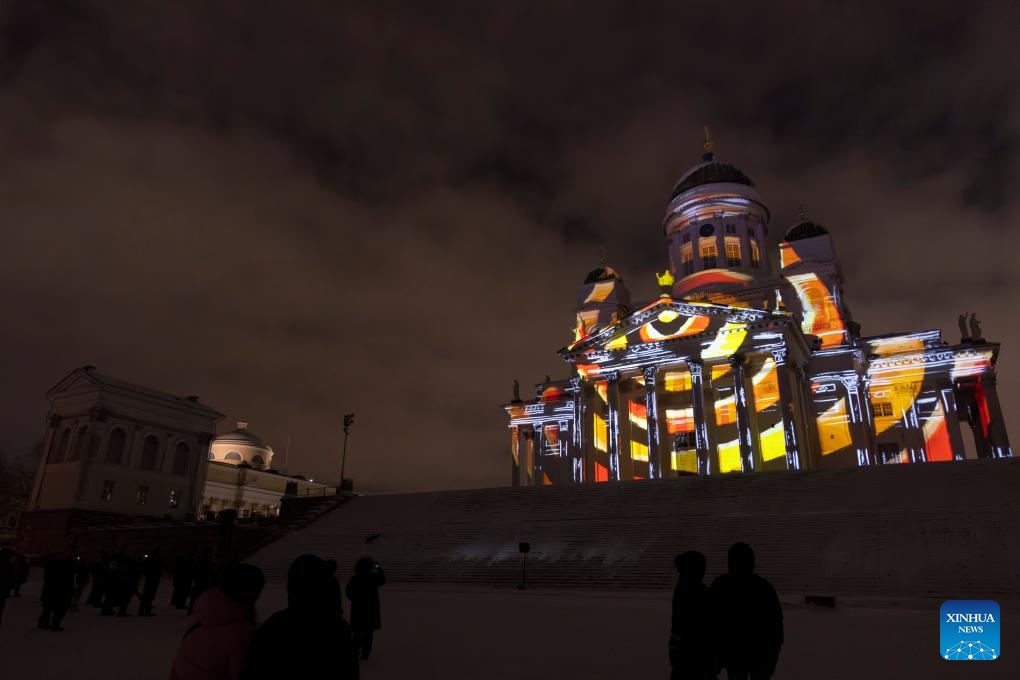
[1,0,1017,490]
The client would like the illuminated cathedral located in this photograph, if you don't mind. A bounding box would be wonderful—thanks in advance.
[504,144,1012,485]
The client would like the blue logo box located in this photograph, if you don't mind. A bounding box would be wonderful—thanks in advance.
[941,600,999,660]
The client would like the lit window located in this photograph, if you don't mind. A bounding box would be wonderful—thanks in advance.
[169,490,179,508]
[725,238,742,267]
[101,480,115,500]
[136,485,149,505]
[225,451,242,461]
[725,224,736,234]
[680,243,694,275]
[874,402,894,417]
[750,239,761,268]
[700,239,718,269]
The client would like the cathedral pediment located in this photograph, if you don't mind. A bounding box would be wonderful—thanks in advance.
[561,295,777,359]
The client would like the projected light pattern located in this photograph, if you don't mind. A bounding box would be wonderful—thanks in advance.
[504,153,1012,487]
[786,272,846,348]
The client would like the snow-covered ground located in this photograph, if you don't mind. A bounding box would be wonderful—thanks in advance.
[1,580,1017,679]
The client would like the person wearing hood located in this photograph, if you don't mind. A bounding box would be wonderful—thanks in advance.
[170,563,265,680]
[239,554,359,680]
[710,543,783,680]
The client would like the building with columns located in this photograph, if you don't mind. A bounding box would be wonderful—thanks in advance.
[504,148,1012,485]
[22,366,224,549]
[202,421,329,520]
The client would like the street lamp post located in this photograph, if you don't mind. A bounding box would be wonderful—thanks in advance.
[340,413,355,491]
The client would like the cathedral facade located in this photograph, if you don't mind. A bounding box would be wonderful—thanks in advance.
[504,149,1012,485]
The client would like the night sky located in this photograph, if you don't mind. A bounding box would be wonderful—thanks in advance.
[1,1,1017,492]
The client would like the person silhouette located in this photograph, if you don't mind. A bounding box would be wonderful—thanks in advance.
[346,557,386,660]
[710,543,783,680]
[238,554,359,679]
[669,551,717,680]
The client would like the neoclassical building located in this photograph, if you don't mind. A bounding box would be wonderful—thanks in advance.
[202,421,328,519]
[26,366,223,520]
[504,147,1012,485]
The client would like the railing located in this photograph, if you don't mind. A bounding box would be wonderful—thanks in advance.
[287,486,338,498]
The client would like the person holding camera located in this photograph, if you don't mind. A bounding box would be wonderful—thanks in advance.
[345,557,386,660]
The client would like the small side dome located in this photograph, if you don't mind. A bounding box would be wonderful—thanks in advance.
[784,220,829,242]
[583,264,620,284]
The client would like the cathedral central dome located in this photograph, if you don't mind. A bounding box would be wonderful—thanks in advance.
[670,152,755,201]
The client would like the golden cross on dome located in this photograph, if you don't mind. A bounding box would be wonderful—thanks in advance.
[703,126,713,153]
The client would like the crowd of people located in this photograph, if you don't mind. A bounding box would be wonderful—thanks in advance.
[0,546,385,680]
[7,539,782,679]
[171,553,385,680]
[669,542,784,680]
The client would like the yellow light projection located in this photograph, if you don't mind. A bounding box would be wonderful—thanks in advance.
[665,407,693,434]
[816,397,853,456]
[630,440,649,462]
[605,335,628,351]
[714,395,736,426]
[778,242,801,268]
[786,272,845,348]
[702,323,748,359]
[584,281,616,304]
[868,337,925,437]
[717,438,742,473]
[751,358,779,412]
[593,413,608,452]
[638,314,711,342]
[663,371,692,392]
[595,382,608,404]
[758,422,786,462]
[671,450,697,473]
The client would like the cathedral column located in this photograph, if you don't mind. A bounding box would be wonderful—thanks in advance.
[521,429,535,486]
[533,424,546,485]
[642,366,662,479]
[859,374,876,466]
[685,359,712,476]
[570,377,585,482]
[730,355,754,472]
[979,372,1012,458]
[840,375,875,467]
[770,348,802,470]
[940,387,966,462]
[605,372,621,481]
[510,426,521,487]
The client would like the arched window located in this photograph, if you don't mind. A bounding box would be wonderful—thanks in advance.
[70,426,89,462]
[140,435,160,470]
[173,443,190,476]
[224,451,242,462]
[87,433,102,459]
[51,429,71,464]
[105,429,127,464]
[251,454,265,470]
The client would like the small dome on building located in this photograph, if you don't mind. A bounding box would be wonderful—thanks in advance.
[583,264,620,284]
[670,153,755,201]
[784,220,829,242]
[209,421,274,470]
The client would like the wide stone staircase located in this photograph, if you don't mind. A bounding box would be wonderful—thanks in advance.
[248,459,1020,598]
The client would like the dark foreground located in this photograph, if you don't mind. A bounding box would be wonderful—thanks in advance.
[1,580,1017,679]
